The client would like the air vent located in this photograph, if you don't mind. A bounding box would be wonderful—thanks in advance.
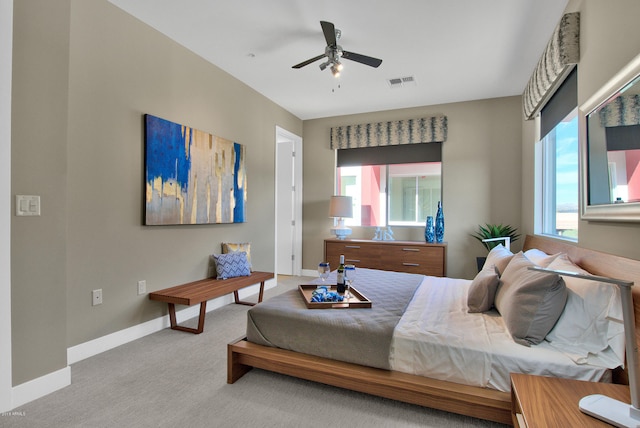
[388,76,416,88]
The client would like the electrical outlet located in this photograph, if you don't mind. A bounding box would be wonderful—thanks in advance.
[137,280,146,295]
[92,289,103,306]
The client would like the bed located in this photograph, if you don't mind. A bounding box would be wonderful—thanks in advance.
[227,235,640,425]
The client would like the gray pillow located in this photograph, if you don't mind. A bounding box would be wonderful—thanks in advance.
[467,265,500,313]
[482,244,514,275]
[494,252,567,346]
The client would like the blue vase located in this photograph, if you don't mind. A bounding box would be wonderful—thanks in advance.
[425,216,434,243]
[435,201,444,243]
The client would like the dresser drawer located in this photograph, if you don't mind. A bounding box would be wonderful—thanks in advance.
[383,245,445,276]
[324,239,446,276]
[324,241,380,269]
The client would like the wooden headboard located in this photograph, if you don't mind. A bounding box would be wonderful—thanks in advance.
[523,234,640,384]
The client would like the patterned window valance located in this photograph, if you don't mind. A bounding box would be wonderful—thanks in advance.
[330,115,447,150]
[599,94,640,127]
[522,12,580,120]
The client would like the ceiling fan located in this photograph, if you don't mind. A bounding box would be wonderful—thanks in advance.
[292,21,382,77]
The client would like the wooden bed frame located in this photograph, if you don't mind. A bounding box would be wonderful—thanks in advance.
[227,235,640,425]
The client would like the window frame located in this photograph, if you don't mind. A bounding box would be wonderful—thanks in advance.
[336,161,442,228]
[535,108,579,241]
[534,67,579,241]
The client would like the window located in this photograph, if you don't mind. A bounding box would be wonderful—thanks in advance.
[337,162,442,227]
[336,142,442,228]
[536,68,579,239]
[388,163,441,226]
[537,110,579,238]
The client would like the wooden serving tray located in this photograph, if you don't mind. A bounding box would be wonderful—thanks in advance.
[298,284,372,309]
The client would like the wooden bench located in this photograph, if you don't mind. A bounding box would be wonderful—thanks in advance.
[149,271,274,334]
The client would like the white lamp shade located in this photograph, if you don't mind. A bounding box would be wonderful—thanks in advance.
[329,196,353,218]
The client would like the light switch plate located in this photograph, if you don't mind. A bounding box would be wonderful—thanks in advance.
[16,195,40,216]
[92,289,103,306]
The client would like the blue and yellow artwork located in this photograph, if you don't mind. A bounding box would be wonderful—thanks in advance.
[144,114,246,225]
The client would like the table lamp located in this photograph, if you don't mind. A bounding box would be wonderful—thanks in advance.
[482,236,511,251]
[329,195,353,240]
[529,266,640,427]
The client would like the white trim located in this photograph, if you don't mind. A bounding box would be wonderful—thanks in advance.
[301,269,317,277]
[275,126,303,276]
[9,279,277,408]
[68,280,274,364]
[7,280,274,410]
[11,366,70,410]
[0,0,13,413]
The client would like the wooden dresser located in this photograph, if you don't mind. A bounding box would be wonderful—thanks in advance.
[324,239,446,277]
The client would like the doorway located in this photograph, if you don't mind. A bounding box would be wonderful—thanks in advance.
[275,127,302,276]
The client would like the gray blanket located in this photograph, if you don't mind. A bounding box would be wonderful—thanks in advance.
[246,268,423,370]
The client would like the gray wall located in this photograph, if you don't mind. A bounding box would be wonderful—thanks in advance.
[573,0,640,259]
[12,0,71,387]
[10,0,640,391]
[302,96,524,280]
[11,0,302,385]
[521,0,640,261]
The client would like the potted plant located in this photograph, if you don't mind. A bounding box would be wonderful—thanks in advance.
[471,224,520,271]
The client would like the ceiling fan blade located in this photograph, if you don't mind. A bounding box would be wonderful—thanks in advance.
[342,51,383,68]
[320,21,337,47]
[292,53,327,69]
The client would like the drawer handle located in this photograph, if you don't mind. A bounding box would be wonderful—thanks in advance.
[346,259,360,263]
[345,245,361,249]
[403,263,420,267]
[402,248,420,252]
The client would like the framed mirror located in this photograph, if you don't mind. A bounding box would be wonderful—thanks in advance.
[581,53,640,221]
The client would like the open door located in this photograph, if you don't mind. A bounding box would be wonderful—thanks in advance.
[275,127,302,276]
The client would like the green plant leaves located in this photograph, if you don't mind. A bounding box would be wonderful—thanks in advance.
[471,224,520,252]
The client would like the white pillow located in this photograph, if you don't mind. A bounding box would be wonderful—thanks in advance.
[544,254,624,366]
[523,249,561,267]
[482,244,514,275]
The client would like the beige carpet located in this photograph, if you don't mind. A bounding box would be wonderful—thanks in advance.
[2,276,506,427]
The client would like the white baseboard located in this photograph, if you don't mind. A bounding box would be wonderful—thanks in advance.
[67,279,275,365]
[301,269,317,277]
[11,366,71,410]
[8,279,276,410]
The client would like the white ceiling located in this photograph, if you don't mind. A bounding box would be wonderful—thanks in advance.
[108,0,569,120]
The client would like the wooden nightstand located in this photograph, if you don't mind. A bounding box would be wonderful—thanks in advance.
[510,373,631,427]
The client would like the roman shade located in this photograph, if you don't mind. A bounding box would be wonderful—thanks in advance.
[330,116,447,150]
[522,12,580,120]
[336,142,442,167]
[540,67,577,138]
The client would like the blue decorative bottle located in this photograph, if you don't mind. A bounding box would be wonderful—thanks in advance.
[435,201,444,243]
[425,216,434,243]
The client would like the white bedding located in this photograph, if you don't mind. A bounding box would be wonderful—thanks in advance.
[389,276,616,392]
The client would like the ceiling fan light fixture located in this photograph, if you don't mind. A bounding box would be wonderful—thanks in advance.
[292,21,383,74]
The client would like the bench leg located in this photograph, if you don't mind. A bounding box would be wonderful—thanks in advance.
[167,301,207,334]
[233,281,265,306]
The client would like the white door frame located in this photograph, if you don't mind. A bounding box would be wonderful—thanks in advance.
[275,126,302,276]
[1,0,13,412]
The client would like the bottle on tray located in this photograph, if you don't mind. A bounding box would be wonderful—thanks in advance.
[337,254,346,293]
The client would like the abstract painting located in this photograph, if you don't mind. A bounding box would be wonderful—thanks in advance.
[144,114,246,225]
